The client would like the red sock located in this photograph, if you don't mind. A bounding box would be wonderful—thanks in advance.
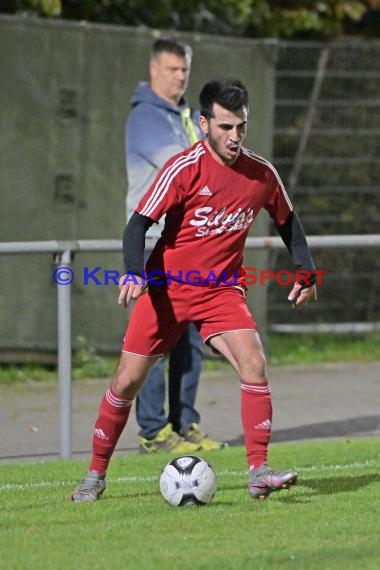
[240,382,272,470]
[89,387,132,475]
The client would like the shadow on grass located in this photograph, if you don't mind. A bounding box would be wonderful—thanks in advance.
[301,472,380,495]
[206,472,380,506]
[277,472,380,504]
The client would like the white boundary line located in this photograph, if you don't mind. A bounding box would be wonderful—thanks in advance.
[0,459,379,492]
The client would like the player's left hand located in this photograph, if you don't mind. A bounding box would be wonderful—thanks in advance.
[117,273,148,307]
[288,282,317,309]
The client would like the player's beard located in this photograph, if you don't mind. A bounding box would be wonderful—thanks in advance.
[208,137,240,166]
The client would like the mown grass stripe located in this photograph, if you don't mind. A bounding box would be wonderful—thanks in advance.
[1,459,379,492]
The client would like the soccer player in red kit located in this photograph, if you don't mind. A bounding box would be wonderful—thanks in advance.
[72,78,317,502]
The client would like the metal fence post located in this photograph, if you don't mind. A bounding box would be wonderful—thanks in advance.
[56,248,72,459]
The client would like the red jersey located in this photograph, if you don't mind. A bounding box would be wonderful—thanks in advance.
[136,141,293,287]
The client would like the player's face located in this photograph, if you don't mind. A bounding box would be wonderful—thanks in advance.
[200,103,248,166]
[150,52,191,105]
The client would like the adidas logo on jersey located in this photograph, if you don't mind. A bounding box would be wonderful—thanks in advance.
[198,186,213,196]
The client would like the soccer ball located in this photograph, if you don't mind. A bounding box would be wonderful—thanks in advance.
[159,455,217,507]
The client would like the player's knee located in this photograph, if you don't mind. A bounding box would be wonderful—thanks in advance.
[111,374,143,400]
[238,354,267,383]
[111,362,146,396]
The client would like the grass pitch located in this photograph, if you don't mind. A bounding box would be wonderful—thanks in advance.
[1,438,379,570]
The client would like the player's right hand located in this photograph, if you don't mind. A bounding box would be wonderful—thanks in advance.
[117,274,147,307]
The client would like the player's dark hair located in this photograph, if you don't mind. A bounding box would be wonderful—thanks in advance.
[199,78,249,118]
[151,37,192,61]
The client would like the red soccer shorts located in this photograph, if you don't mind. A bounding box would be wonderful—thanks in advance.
[122,281,257,356]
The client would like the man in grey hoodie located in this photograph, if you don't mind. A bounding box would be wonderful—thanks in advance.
[125,37,226,452]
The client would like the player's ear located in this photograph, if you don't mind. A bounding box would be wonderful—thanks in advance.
[150,59,158,80]
[199,115,209,135]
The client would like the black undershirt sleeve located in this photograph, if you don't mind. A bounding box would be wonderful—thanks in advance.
[276,211,317,287]
[122,212,155,277]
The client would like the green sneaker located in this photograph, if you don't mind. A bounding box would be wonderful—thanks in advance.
[71,471,106,503]
[183,423,228,451]
[139,423,200,454]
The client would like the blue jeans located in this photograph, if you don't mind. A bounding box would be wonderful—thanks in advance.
[136,323,203,439]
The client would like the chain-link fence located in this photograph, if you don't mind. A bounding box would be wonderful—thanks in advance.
[268,40,380,328]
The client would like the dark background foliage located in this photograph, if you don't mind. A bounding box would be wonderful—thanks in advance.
[1,1,379,39]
